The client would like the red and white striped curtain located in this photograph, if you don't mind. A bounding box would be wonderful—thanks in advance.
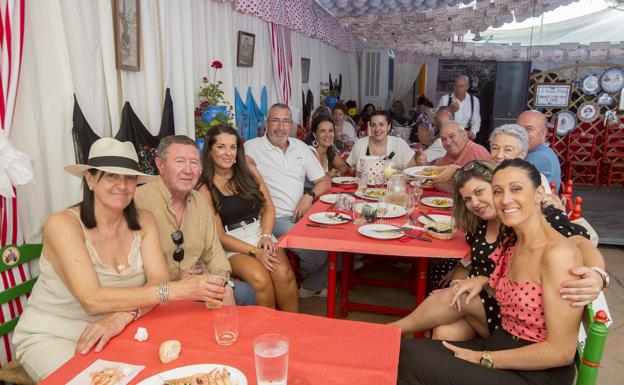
[0,0,24,247]
[268,22,292,106]
[0,0,27,367]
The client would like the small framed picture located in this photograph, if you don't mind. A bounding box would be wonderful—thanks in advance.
[535,83,571,108]
[301,58,311,83]
[237,31,255,67]
[113,0,141,71]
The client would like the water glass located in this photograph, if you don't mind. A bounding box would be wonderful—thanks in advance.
[356,170,368,195]
[254,333,289,385]
[214,305,238,346]
[205,270,228,309]
[361,203,378,223]
[352,199,366,225]
[376,196,389,218]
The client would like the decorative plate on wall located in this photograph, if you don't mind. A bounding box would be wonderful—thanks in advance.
[599,67,624,93]
[552,110,577,137]
[596,92,615,106]
[577,101,601,123]
[580,73,601,95]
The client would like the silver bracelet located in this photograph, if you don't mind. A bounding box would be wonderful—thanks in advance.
[156,282,169,305]
[260,233,273,239]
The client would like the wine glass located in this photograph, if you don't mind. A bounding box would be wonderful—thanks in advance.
[376,195,389,219]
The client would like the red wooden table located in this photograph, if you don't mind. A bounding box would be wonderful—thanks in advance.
[39,302,401,385]
[278,186,470,319]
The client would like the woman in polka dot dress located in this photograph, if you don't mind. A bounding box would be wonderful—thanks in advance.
[391,160,604,340]
[398,159,589,385]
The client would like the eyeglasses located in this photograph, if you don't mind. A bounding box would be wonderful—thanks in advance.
[452,160,494,183]
[269,118,292,127]
[171,230,184,263]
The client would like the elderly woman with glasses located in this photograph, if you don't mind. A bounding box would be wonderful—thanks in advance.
[391,159,605,341]
[398,159,597,385]
[12,138,227,381]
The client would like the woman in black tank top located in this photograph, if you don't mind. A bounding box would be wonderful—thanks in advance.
[196,125,298,312]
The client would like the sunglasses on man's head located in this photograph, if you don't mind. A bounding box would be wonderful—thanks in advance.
[171,230,184,263]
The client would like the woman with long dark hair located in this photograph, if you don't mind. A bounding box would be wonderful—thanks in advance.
[303,114,351,178]
[197,125,298,312]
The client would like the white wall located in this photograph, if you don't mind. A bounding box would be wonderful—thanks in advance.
[11,0,358,242]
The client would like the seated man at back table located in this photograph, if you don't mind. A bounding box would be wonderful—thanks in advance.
[245,103,332,298]
[135,135,255,305]
[432,121,490,192]
[415,107,452,164]
[517,110,562,192]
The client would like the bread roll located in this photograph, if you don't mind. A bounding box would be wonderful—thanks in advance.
[159,340,181,363]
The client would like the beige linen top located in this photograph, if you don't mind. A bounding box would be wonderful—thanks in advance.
[134,177,230,274]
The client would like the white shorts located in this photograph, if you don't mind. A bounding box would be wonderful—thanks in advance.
[224,218,278,258]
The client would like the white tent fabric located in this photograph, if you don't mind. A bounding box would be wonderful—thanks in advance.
[11,0,358,242]
[486,7,624,46]
[393,63,422,104]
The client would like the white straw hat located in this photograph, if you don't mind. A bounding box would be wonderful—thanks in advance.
[64,138,156,184]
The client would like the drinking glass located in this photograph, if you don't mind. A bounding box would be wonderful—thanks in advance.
[387,173,407,207]
[356,170,368,195]
[254,334,289,385]
[352,199,365,225]
[214,305,238,346]
[361,203,377,223]
[376,195,389,218]
[205,269,228,309]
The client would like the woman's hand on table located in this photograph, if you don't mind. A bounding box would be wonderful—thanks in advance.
[442,341,481,364]
[560,266,603,306]
[256,238,279,272]
[172,274,226,307]
[449,277,485,312]
[76,311,133,355]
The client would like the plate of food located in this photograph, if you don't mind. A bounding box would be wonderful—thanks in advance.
[136,364,246,385]
[403,166,441,180]
[309,211,352,225]
[420,196,454,208]
[357,224,404,240]
[319,193,356,204]
[331,176,357,185]
[355,188,386,201]
[417,214,453,225]
[355,202,407,218]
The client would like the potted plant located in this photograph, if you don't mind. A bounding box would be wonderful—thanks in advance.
[195,60,234,141]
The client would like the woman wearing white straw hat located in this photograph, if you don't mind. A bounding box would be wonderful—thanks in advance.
[13,138,229,381]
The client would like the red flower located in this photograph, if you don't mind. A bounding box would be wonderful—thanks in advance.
[211,60,223,69]
[202,76,208,82]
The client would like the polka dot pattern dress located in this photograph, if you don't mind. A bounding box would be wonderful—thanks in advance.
[489,246,547,342]
[466,222,501,333]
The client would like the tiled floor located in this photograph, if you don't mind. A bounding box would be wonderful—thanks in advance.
[299,245,624,384]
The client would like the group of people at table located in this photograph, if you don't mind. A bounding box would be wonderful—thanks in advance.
[12,90,607,385]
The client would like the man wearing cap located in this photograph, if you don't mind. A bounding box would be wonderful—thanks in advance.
[245,103,332,298]
[135,135,255,305]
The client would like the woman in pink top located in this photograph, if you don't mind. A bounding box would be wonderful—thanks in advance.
[398,158,584,385]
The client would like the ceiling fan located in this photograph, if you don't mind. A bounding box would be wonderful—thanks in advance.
[472,31,494,43]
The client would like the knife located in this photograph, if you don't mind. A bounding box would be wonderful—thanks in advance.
[306,223,345,229]
[402,233,433,242]
[419,211,438,223]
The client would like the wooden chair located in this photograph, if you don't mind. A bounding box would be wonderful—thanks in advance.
[602,125,624,187]
[0,244,41,385]
[566,132,601,186]
[576,304,609,385]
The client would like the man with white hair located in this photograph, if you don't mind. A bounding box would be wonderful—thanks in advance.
[516,110,561,192]
[438,75,481,140]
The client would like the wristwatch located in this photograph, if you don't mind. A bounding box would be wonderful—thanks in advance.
[480,351,494,369]
[305,190,316,200]
[590,267,610,289]
[249,248,257,257]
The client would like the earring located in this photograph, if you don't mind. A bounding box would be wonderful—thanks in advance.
[312,137,319,148]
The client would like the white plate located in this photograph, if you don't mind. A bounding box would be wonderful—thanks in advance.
[319,193,356,204]
[354,188,386,201]
[136,364,247,385]
[403,166,441,180]
[420,196,454,208]
[309,211,352,225]
[358,224,404,240]
[417,214,453,225]
[355,202,407,218]
[332,176,357,185]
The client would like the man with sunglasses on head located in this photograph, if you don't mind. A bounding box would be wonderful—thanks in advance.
[245,103,332,298]
[135,135,255,306]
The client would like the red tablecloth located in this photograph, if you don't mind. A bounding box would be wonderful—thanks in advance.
[40,302,400,385]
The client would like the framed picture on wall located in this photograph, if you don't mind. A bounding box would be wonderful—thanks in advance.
[113,0,141,71]
[237,31,255,67]
[535,83,571,108]
[301,58,310,83]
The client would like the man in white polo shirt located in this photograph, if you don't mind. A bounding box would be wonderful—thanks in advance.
[245,103,331,298]
[437,75,481,140]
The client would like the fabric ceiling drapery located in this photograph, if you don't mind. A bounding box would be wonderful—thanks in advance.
[269,22,293,105]
[393,62,422,104]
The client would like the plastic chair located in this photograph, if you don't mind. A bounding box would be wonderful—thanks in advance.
[576,304,609,385]
[0,244,41,385]
[566,132,601,186]
[602,125,624,187]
